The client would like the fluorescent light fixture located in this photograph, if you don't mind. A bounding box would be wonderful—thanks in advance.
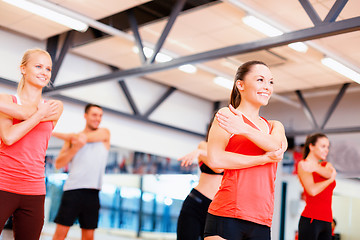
[242,15,283,37]
[178,64,197,74]
[3,0,88,32]
[132,46,173,62]
[242,15,309,53]
[214,76,233,90]
[156,52,173,63]
[321,57,360,84]
[288,42,308,53]
[143,47,154,58]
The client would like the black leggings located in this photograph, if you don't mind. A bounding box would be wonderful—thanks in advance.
[0,190,45,240]
[177,188,212,240]
[298,216,332,240]
[204,213,270,240]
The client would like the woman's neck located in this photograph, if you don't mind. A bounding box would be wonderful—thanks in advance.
[306,153,321,163]
[18,86,42,105]
[237,102,261,121]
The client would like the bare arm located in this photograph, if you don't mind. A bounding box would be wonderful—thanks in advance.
[314,162,335,179]
[52,132,75,142]
[53,128,110,150]
[302,160,334,179]
[216,105,287,152]
[205,116,284,171]
[54,133,87,169]
[298,160,336,196]
[178,141,207,167]
[0,98,54,145]
[0,94,36,120]
[85,128,111,150]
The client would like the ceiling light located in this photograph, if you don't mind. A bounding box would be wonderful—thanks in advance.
[288,42,308,53]
[178,64,197,74]
[213,76,233,90]
[155,52,173,63]
[242,15,283,37]
[242,15,309,53]
[2,0,88,32]
[143,47,154,58]
[321,57,360,84]
[132,46,173,62]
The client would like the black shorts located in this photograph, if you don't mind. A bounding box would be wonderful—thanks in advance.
[204,213,270,240]
[177,188,212,240]
[54,189,100,229]
[298,216,332,240]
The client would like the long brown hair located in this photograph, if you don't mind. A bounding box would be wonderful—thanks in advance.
[229,60,268,108]
[303,133,328,159]
[18,48,52,94]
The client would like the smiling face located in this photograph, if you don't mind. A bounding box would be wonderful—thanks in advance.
[20,51,52,89]
[310,136,330,161]
[236,64,274,107]
[85,106,103,130]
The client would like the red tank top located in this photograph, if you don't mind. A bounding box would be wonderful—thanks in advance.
[301,160,336,222]
[0,95,53,195]
[208,115,277,227]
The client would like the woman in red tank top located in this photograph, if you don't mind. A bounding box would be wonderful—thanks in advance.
[0,48,63,240]
[203,60,288,240]
[297,133,336,240]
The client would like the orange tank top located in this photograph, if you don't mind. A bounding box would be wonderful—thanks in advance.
[208,115,277,227]
[0,95,53,195]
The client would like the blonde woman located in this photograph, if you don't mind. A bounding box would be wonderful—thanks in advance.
[0,48,63,240]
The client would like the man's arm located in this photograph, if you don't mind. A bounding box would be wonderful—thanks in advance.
[85,128,110,150]
[52,132,75,142]
[54,133,87,169]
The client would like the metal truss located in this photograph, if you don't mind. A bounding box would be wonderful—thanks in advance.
[30,0,360,136]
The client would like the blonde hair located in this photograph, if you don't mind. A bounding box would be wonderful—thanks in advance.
[18,48,52,94]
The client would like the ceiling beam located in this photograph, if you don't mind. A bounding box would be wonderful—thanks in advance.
[118,80,141,116]
[48,31,74,87]
[323,0,348,23]
[321,83,350,129]
[43,16,360,95]
[143,87,176,118]
[0,77,17,87]
[148,0,186,64]
[295,90,319,130]
[286,126,360,137]
[298,0,322,25]
[46,35,59,64]
[127,9,146,64]
[53,94,205,138]
[0,76,204,137]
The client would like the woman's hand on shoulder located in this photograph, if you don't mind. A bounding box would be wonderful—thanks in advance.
[216,105,248,135]
[38,100,63,124]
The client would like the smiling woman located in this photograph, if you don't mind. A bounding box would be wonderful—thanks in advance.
[297,133,336,240]
[0,48,63,240]
[203,60,288,240]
